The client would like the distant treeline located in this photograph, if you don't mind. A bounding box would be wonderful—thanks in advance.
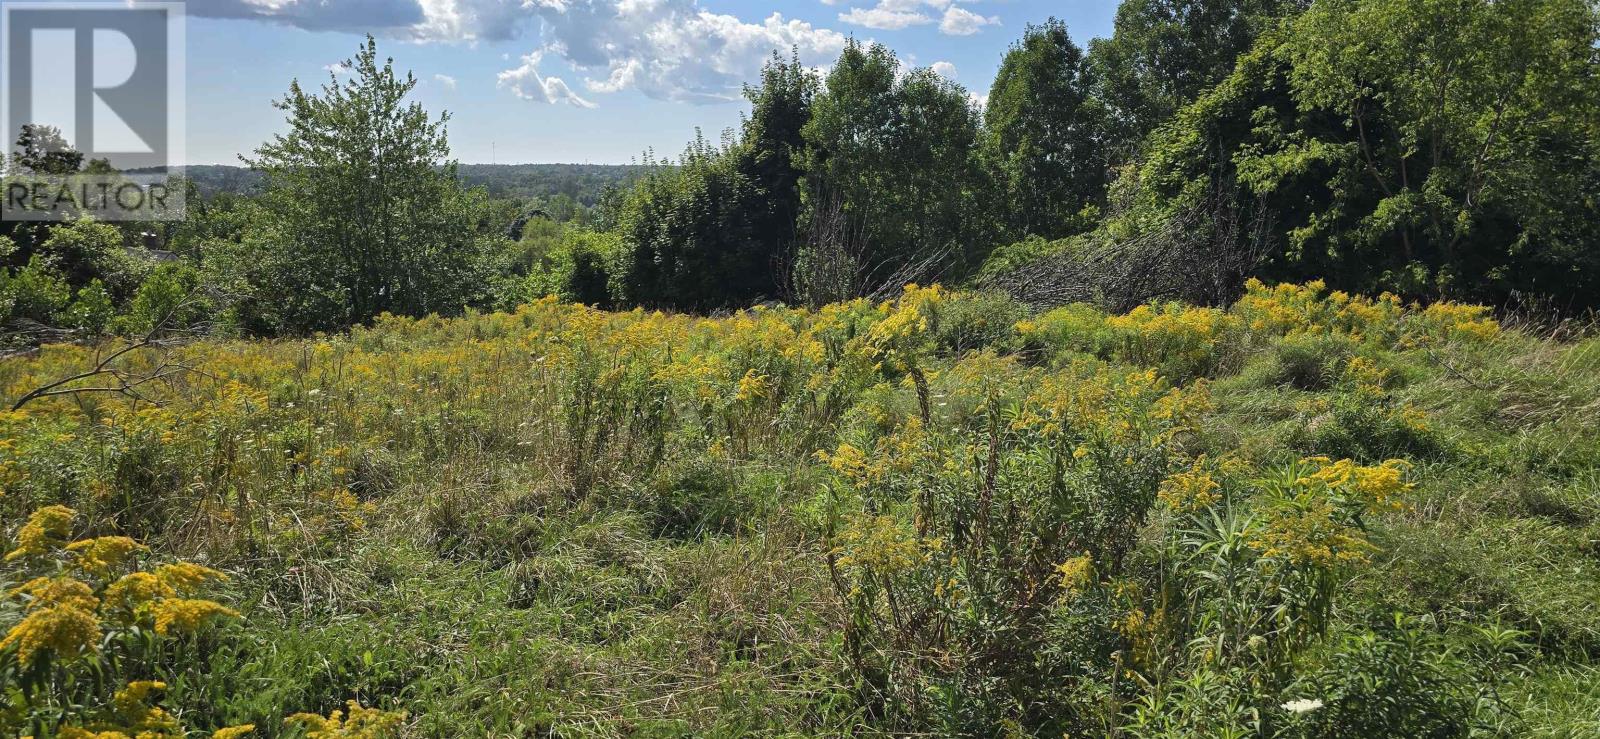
[125,163,646,204]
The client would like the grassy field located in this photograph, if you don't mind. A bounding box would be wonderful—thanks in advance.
[3,281,1599,737]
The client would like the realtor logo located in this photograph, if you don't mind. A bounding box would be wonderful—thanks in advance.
[1,1,185,220]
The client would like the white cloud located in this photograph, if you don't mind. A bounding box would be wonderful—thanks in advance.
[191,0,851,104]
[497,53,596,107]
[189,0,536,42]
[516,3,848,105]
[930,60,957,79]
[323,61,352,75]
[837,0,959,31]
[838,7,930,30]
[939,6,998,36]
[433,73,458,89]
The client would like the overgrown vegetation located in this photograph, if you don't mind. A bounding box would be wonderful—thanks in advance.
[4,281,1599,735]
[3,0,1598,734]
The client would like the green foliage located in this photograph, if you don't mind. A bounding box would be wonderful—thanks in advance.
[234,36,505,333]
[1280,615,1477,739]
[1,256,72,324]
[1125,0,1600,307]
[1089,0,1299,156]
[985,19,1108,240]
[803,42,996,280]
[123,262,207,335]
[38,219,144,299]
[930,289,1029,356]
[65,280,116,336]
[608,53,816,310]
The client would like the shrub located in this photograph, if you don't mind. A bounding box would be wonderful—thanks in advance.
[1281,616,1475,739]
[2,257,72,324]
[930,289,1028,356]
[1270,332,1360,391]
[123,261,207,335]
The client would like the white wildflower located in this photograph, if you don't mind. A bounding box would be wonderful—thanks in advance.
[1281,698,1324,714]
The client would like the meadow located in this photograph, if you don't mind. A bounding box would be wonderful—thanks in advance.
[3,280,1599,737]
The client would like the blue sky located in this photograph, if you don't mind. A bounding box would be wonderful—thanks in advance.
[183,0,1120,165]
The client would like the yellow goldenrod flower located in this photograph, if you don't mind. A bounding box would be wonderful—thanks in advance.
[287,700,406,738]
[103,571,178,613]
[1162,470,1221,513]
[0,599,101,666]
[151,598,240,635]
[56,729,132,739]
[1055,555,1094,593]
[66,536,147,577]
[6,504,75,561]
[153,562,230,595]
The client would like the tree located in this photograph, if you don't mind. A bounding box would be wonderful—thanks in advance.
[1089,0,1300,157]
[238,36,499,332]
[608,53,818,311]
[610,135,761,310]
[1122,0,1600,306]
[8,124,84,176]
[984,19,1107,240]
[802,42,993,286]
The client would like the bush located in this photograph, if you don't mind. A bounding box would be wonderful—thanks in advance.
[524,229,616,306]
[1,256,72,324]
[1271,332,1359,391]
[930,289,1028,356]
[123,261,207,335]
[65,279,116,335]
[1282,616,1475,739]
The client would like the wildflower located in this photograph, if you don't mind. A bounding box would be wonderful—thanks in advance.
[1281,698,1324,713]
[833,514,923,577]
[151,598,240,635]
[287,700,406,738]
[56,729,134,739]
[66,536,147,577]
[1351,459,1412,511]
[112,680,182,734]
[6,504,75,561]
[214,726,257,739]
[1342,357,1388,394]
[102,571,177,613]
[1055,555,1094,593]
[0,597,101,665]
[1158,459,1222,513]
[153,562,230,595]
[734,369,771,402]
[1250,495,1373,568]
[11,575,97,610]
[818,443,887,489]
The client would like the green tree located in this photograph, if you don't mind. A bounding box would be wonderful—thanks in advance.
[609,53,818,310]
[1089,0,1300,157]
[985,19,1107,240]
[1124,0,1600,305]
[7,124,84,175]
[802,42,993,284]
[238,36,499,332]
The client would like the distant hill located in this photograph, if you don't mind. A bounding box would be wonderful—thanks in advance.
[127,163,649,204]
